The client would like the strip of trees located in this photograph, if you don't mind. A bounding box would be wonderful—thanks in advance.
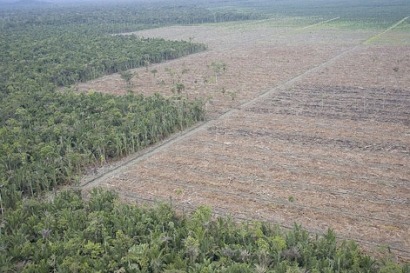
[0,189,407,272]
[0,89,204,209]
[1,29,207,89]
[0,4,208,209]
[0,4,263,34]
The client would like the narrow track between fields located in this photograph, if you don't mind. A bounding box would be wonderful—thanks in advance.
[365,16,409,44]
[81,42,364,190]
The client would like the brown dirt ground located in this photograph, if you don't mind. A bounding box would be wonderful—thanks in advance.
[79,19,410,261]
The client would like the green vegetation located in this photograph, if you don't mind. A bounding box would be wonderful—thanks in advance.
[0,189,408,272]
[205,0,410,31]
[0,1,409,271]
[214,0,410,26]
[0,3,262,34]
[0,1,262,94]
[0,27,207,89]
[0,3,214,209]
[0,91,203,208]
[209,61,227,84]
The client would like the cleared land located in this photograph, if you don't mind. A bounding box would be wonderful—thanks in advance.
[79,17,410,260]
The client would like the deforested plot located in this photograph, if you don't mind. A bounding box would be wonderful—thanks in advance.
[99,85,410,259]
[76,23,374,117]
[81,16,410,261]
[250,86,410,126]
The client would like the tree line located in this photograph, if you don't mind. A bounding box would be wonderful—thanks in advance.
[0,188,407,272]
[0,91,204,209]
[0,4,263,34]
[0,3,209,208]
[0,28,207,89]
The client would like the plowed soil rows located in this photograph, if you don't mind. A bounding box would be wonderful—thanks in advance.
[80,19,410,260]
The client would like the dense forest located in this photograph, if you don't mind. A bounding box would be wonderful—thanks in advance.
[0,1,409,272]
[0,3,263,33]
[1,188,408,273]
[0,3,218,207]
[0,91,204,208]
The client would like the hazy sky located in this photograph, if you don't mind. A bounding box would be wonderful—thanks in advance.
[50,0,155,1]
[0,0,189,7]
[0,0,163,2]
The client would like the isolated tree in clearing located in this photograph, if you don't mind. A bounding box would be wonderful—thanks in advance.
[209,60,227,84]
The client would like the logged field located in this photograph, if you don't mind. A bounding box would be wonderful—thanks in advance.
[77,20,377,117]
[80,18,410,260]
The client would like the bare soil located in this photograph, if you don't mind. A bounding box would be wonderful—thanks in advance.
[79,19,410,261]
